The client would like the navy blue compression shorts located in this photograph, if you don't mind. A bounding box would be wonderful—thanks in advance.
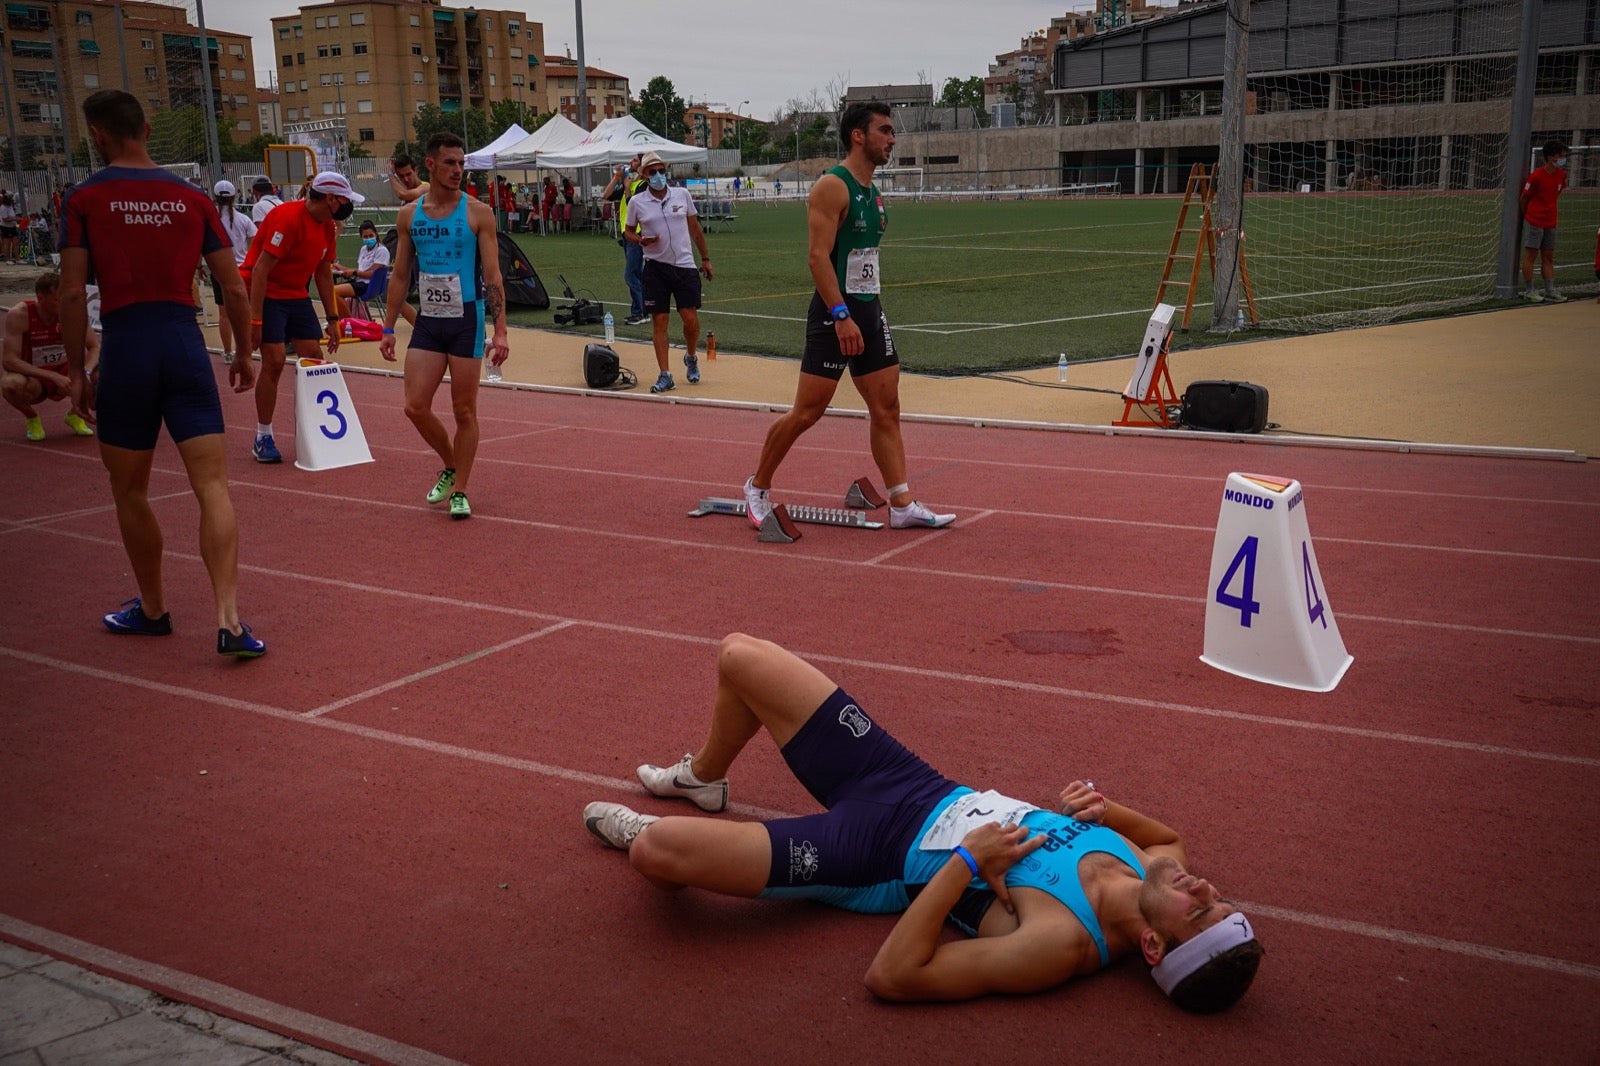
[96,303,224,451]
[261,296,322,345]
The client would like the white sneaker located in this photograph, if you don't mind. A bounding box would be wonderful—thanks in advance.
[583,802,659,850]
[889,500,955,529]
[1522,289,1544,303]
[638,753,729,812]
[1543,290,1567,303]
[743,476,772,530]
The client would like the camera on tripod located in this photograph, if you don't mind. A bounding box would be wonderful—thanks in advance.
[552,274,606,326]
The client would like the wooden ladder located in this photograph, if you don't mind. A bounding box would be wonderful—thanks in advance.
[1155,163,1258,331]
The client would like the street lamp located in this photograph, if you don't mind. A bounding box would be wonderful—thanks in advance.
[737,98,749,160]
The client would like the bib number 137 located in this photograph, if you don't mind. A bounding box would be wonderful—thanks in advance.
[1213,536,1327,629]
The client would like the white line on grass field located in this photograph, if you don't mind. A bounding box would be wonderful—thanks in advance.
[0,916,470,1066]
[4,645,1597,985]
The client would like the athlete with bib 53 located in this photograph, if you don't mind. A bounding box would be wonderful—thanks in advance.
[2,271,97,441]
[584,634,1263,1009]
[379,131,511,520]
[743,102,953,532]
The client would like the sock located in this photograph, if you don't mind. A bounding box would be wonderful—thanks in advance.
[256,423,273,438]
[887,482,909,497]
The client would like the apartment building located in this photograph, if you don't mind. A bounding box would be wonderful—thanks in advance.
[681,106,749,149]
[1,0,255,166]
[540,55,628,127]
[271,0,545,153]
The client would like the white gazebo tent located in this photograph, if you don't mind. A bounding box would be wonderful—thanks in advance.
[492,114,590,167]
[534,115,708,168]
[463,123,531,170]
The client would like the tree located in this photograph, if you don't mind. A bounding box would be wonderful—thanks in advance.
[937,75,989,126]
[489,97,528,138]
[410,103,491,153]
[635,76,687,141]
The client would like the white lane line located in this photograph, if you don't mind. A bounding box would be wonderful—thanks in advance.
[865,509,998,566]
[4,648,1595,985]
[0,914,470,1066]
[302,622,576,718]
[31,505,1600,647]
[2,491,193,530]
[1240,901,1600,981]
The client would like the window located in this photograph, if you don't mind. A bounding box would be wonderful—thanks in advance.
[317,46,328,58]
[330,45,341,57]
[294,25,302,37]
[410,14,421,27]
[11,40,54,58]
[298,79,307,90]
[411,44,422,56]
[487,46,494,58]
[230,69,245,81]
[140,37,153,50]
[313,16,325,28]
[489,74,497,86]
[285,107,296,119]
[328,15,339,27]
[355,70,369,84]
[322,102,333,115]
[282,54,293,68]
[412,71,424,84]
[229,43,244,57]
[359,128,375,141]
[508,20,520,33]
[320,73,331,86]
[296,52,304,64]
[351,13,365,26]
[353,42,367,55]
[84,72,99,87]
[357,100,372,113]
[7,6,49,31]
[512,74,524,87]
[278,27,289,40]
[76,9,92,24]
[237,119,252,131]
[144,66,156,81]
[284,81,295,93]
[510,47,522,58]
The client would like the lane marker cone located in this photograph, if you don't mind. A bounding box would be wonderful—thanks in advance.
[293,359,374,472]
[1200,472,1352,692]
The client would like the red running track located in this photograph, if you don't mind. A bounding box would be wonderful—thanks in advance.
[2,369,1598,1064]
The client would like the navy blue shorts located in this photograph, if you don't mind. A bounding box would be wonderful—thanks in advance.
[409,301,485,360]
[96,303,224,451]
[641,260,702,313]
[760,688,960,913]
[801,293,898,380]
[261,296,323,345]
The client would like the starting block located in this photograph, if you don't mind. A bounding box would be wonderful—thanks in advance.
[293,358,373,472]
[1200,472,1352,692]
[688,479,888,542]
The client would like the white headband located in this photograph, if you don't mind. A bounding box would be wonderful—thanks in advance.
[1151,912,1256,996]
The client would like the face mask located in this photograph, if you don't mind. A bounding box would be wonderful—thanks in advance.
[647,172,668,191]
[332,200,355,221]
[1554,157,1567,170]
[362,237,377,248]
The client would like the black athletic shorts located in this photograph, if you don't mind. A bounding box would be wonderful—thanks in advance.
[641,260,702,313]
[261,296,323,346]
[800,293,897,380]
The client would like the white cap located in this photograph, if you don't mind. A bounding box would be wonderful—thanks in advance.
[1151,912,1256,996]
[309,171,365,204]
[212,179,237,198]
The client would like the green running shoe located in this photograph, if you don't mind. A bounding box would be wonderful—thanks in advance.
[426,467,457,504]
[449,491,472,519]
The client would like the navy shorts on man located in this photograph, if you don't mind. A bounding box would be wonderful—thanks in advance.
[409,299,485,359]
[800,293,898,380]
[261,295,322,345]
[95,304,224,451]
[641,259,702,314]
[759,687,960,913]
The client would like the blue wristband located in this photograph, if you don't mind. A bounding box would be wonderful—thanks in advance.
[382,328,395,335]
[952,845,979,877]
[830,302,848,320]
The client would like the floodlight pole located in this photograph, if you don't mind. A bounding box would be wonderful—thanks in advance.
[194,0,224,183]
[1495,0,1543,298]
[1208,0,1248,333]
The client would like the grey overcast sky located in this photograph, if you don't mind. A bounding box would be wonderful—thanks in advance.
[191,0,1075,120]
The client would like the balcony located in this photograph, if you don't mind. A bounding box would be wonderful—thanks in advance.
[434,50,457,68]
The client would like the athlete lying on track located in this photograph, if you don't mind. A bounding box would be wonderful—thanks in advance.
[583,633,1263,1009]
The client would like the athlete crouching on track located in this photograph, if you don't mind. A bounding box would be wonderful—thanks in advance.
[583,633,1263,1009]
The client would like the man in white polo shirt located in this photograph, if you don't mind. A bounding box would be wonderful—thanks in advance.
[623,152,713,394]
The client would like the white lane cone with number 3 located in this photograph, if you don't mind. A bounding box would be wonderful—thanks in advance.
[1200,472,1352,692]
[293,358,374,471]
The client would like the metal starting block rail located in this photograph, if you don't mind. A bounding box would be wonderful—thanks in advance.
[688,478,888,543]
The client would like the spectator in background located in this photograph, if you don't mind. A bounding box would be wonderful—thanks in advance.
[387,153,429,204]
[333,218,392,319]
[542,176,559,230]
[1520,140,1568,303]
[0,192,20,262]
[208,180,256,364]
[624,152,712,394]
[603,154,647,324]
[249,176,283,224]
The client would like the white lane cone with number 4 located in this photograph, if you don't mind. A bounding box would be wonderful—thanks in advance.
[293,358,374,471]
[1200,472,1352,692]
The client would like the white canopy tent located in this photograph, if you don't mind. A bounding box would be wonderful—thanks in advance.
[533,115,709,169]
[492,114,590,168]
[463,123,530,170]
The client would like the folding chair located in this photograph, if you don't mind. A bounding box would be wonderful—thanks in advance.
[347,264,389,322]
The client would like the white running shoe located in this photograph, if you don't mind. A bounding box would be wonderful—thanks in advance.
[889,500,955,529]
[583,802,659,850]
[638,754,729,812]
[743,476,773,530]
[1543,290,1567,303]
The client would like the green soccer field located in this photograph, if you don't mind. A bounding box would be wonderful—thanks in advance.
[343,188,1598,373]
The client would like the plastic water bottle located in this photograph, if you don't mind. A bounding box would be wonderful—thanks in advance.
[707,331,717,361]
[1057,353,1069,382]
[1236,308,1246,330]
[603,309,615,345]
[486,359,502,383]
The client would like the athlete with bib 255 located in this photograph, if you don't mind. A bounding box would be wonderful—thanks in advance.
[378,131,510,520]
[742,102,953,532]
[583,633,1263,1009]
